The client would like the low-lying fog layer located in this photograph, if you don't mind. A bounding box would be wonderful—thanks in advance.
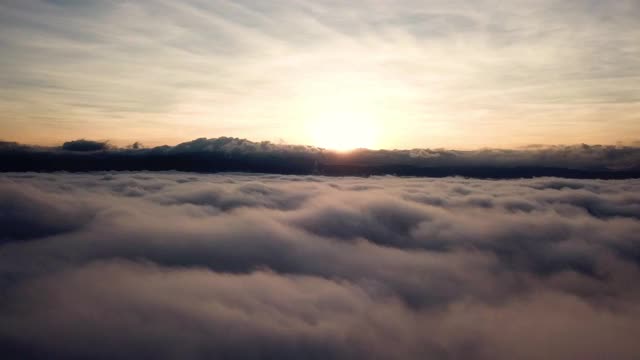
[1,173,639,359]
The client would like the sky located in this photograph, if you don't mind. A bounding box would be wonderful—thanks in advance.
[1,0,639,149]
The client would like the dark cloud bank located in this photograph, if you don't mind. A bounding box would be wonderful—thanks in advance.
[2,137,640,178]
[1,172,640,359]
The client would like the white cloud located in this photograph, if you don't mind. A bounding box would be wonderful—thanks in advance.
[1,172,640,358]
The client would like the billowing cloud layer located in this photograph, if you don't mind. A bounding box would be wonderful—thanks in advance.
[1,172,640,359]
[1,137,640,178]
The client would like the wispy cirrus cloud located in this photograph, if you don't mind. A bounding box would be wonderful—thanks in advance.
[0,0,639,147]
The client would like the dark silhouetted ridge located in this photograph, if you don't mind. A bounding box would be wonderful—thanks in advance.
[1,137,639,178]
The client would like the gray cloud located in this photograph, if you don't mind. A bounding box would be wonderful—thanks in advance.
[1,172,640,359]
[0,181,94,243]
[61,139,110,152]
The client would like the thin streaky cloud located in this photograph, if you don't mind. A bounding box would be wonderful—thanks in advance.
[0,0,638,148]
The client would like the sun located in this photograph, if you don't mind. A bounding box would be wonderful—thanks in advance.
[306,108,381,151]
[294,69,389,151]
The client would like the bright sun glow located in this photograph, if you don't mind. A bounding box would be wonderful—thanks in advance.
[298,71,387,151]
[307,108,380,151]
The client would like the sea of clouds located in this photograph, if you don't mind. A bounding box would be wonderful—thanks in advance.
[1,172,640,359]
